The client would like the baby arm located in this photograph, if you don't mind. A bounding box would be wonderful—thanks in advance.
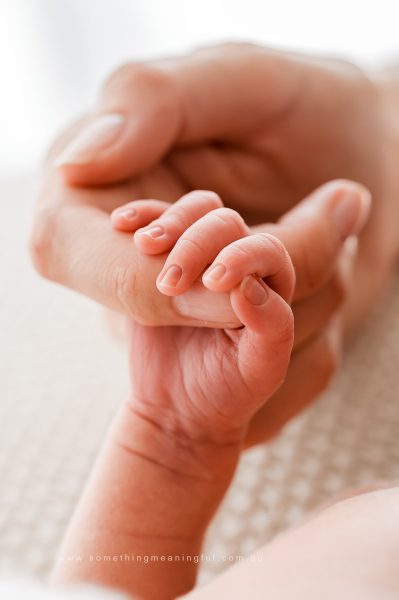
[52,202,295,599]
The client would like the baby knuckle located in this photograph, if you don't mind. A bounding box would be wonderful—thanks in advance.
[212,207,247,234]
[224,243,253,264]
[163,208,191,231]
[258,233,288,258]
[175,236,206,256]
[276,306,295,345]
[185,190,223,209]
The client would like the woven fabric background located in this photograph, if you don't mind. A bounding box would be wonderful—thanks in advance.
[1,177,398,589]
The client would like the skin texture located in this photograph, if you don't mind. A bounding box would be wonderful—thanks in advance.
[51,209,399,598]
[45,49,399,599]
[109,182,371,444]
[52,226,295,599]
[185,486,399,600]
[30,174,370,446]
[55,43,399,327]
[30,44,399,445]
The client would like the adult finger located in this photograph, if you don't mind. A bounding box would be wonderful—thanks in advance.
[252,179,371,301]
[244,319,341,447]
[30,174,241,329]
[54,44,302,185]
[292,238,355,348]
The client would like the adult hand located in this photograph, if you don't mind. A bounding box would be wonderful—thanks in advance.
[54,43,399,329]
[30,43,386,444]
[108,180,370,443]
[30,151,368,445]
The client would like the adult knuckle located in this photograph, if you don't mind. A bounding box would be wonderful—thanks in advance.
[29,207,57,280]
[113,265,135,316]
[113,263,156,325]
[194,41,256,58]
[102,62,171,99]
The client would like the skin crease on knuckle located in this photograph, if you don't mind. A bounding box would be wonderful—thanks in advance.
[162,209,192,232]
[158,192,223,232]
[185,190,223,209]
[272,301,295,351]
[217,235,290,274]
[170,208,247,265]
[100,62,174,104]
[258,233,290,261]
[211,207,248,236]
[113,262,157,326]
[175,236,207,257]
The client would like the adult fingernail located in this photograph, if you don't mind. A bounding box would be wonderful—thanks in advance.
[203,263,226,283]
[137,225,165,239]
[55,114,125,166]
[331,188,371,239]
[157,264,182,290]
[242,275,269,305]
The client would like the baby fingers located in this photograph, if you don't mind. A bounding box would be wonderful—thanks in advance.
[110,199,170,232]
[156,207,250,295]
[202,233,295,303]
[134,190,223,255]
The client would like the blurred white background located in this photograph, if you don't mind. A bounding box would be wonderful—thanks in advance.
[1,0,399,178]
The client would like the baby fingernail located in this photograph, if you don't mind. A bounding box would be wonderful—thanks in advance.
[116,208,136,222]
[242,276,268,305]
[203,263,226,283]
[55,113,125,166]
[138,225,165,239]
[157,264,182,289]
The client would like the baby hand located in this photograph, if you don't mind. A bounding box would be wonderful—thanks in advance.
[113,191,295,444]
[111,189,292,320]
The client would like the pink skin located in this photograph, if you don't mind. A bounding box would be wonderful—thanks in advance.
[111,189,294,302]
[110,186,365,304]
[109,184,372,447]
[52,229,295,598]
[128,232,295,442]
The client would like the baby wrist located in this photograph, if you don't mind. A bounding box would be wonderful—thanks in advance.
[112,399,241,482]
